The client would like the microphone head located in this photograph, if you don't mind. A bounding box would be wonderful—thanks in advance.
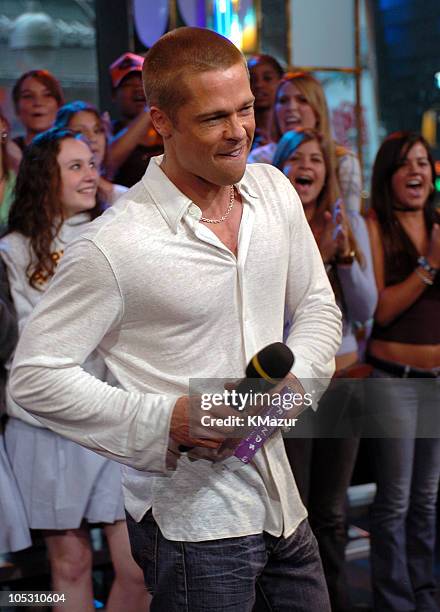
[245,342,294,381]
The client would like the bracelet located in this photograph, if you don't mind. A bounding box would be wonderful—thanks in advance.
[415,267,434,286]
[417,256,438,277]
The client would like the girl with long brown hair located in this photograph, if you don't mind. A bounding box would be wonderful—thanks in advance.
[54,100,128,205]
[0,128,148,612]
[366,131,440,611]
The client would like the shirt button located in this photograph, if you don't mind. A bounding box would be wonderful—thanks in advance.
[189,205,199,217]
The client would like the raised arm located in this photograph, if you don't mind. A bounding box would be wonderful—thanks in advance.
[336,212,377,324]
[106,109,154,178]
[337,150,362,214]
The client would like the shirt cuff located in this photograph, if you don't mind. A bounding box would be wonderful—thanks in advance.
[133,395,177,473]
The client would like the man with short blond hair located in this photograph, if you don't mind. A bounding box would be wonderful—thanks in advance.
[10,27,341,610]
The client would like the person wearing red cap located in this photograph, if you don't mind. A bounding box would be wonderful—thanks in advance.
[107,52,163,187]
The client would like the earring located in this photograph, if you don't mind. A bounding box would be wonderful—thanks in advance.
[1,131,8,142]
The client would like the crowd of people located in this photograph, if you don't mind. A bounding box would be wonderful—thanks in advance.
[0,26,439,612]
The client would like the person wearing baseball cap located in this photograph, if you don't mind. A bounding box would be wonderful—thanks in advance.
[108,52,163,187]
[110,52,145,125]
[110,52,144,88]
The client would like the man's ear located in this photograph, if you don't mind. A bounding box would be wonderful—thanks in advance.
[150,106,173,140]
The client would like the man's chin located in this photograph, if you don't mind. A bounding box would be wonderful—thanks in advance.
[220,166,247,186]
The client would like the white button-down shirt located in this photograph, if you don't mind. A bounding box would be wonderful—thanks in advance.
[9,156,341,541]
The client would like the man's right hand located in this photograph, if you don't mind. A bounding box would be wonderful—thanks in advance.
[170,395,235,451]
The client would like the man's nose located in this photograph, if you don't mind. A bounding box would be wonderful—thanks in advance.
[225,116,246,140]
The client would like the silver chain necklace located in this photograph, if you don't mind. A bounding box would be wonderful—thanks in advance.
[200,186,235,224]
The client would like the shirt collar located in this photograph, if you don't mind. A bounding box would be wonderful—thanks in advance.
[142,155,259,233]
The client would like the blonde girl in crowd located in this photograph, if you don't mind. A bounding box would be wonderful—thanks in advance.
[0,128,149,612]
[249,71,362,214]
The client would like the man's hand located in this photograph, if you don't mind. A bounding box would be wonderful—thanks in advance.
[170,372,308,463]
[170,395,236,450]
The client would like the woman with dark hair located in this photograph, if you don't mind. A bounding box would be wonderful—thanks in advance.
[249,71,362,213]
[275,129,376,612]
[12,69,64,151]
[0,128,148,612]
[55,100,127,205]
[247,53,284,150]
[366,132,440,611]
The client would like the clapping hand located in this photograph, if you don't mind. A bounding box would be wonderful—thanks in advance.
[332,199,351,258]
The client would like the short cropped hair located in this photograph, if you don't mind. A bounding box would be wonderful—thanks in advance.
[142,27,247,122]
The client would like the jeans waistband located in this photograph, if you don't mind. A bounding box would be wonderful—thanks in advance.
[366,354,440,378]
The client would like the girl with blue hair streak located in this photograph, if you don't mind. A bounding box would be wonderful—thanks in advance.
[278,129,377,612]
[249,72,363,214]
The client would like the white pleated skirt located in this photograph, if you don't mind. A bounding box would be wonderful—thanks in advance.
[0,433,31,552]
[5,418,125,530]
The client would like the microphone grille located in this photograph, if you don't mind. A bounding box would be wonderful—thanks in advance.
[246,342,294,380]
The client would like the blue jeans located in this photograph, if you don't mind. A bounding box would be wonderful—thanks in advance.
[369,370,440,611]
[126,511,331,611]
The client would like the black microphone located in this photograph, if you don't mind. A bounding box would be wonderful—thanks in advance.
[178,342,294,452]
[234,342,294,399]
